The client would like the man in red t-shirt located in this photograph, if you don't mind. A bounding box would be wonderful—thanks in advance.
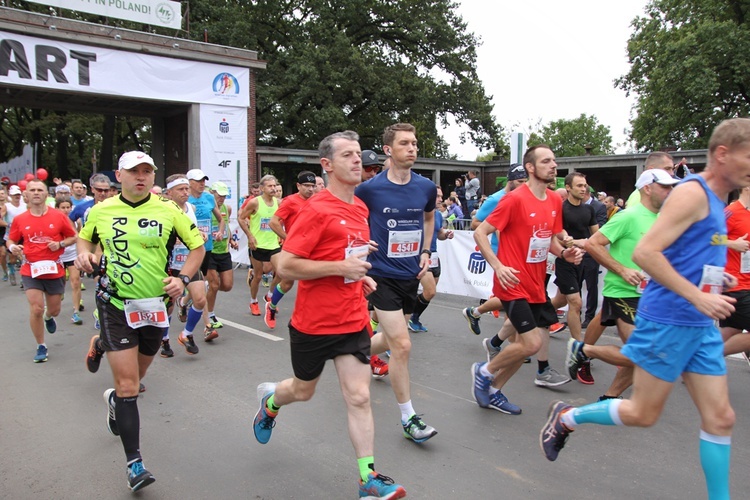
[252,131,406,499]
[721,185,750,358]
[7,179,77,363]
[470,145,582,413]
[265,170,317,329]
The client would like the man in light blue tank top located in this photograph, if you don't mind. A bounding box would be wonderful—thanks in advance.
[540,118,750,500]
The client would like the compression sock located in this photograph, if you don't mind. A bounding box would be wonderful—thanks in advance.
[699,430,731,500]
[562,399,624,428]
[358,456,375,482]
[114,394,142,463]
[270,283,286,309]
[412,293,430,318]
[184,305,203,335]
[490,335,504,349]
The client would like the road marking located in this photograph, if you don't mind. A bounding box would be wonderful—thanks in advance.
[217,317,284,341]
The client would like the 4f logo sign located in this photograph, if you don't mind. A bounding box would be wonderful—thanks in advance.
[218,160,231,169]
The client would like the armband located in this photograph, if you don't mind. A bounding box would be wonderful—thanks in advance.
[421,249,432,257]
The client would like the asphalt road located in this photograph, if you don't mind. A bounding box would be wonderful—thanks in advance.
[2,268,750,499]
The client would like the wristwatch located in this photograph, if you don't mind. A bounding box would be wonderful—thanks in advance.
[178,274,191,286]
[421,249,432,256]
[60,241,66,248]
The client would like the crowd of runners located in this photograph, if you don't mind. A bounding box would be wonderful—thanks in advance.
[3,118,750,499]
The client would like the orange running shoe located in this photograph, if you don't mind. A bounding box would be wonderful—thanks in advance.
[250,302,261,316]
[370,354,389,379]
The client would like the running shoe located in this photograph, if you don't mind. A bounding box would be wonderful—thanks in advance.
[565,338,587,380]
[34,345,48,363]
[160,339,174,358]
[471,362,492,408]
[249,302,261,316]
[72,311,83,325]
[253,382,278,444]
[208,315,223,329]
[488,391,522,415]
[534,367,571,387]
[139,383,146,393]
[86,335,105,373]
[204,327,219,342]
[264,302,277,330]
[577,361,595,385]
[9,272,16,286]
[482,338,502,363]
[178,333,199,355]
[549,322,566,335]
[462,307,481,335]
[598,395,622,402]
[80,282,86,291]
[370,355,389,379]
[402,414,437,443]
[178,298,188,322]
[79,299,85,311]
[93,309,100,330]
[540,401,573,461]
[127,460,155,492]
[43,309,56,334]
[2,273,7,281]
[488,295,500,318]
[408,318,428,333]
[358,472,407,500]
[261,273,271,287]
[103,388,119,436]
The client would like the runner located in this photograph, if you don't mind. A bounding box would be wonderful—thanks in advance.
[54,196,85,325]
[252,130,406,499]
[541,118,748,500]
[204,181,237,331]
[78,151,204,491]
[5,184,27,286]
[7,179,77,362]
[355,122,439,443]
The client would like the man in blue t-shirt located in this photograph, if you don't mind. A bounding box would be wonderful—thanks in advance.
[355,122,438,444]
[69,174,111,229]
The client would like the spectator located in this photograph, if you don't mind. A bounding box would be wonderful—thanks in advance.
[454,177,467,214]
[603,196,620,219]
[445,195,464,229]
[465,170,481,213]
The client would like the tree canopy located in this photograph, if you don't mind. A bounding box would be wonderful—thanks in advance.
[528,114,613,157]
[618,0,750,150]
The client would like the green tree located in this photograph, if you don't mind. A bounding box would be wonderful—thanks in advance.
[527,114,613,157]
[618,0,750,151]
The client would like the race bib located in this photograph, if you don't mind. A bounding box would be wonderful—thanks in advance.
[526,234,551,263]
[698,265,724,294]
[741,252,750,274]
[429,252,439,269]
[636,271,651,294]
[170,243,189,270]
[546,253,556,275]
[123,297,169,329]
[260,217,272,231]
[30,260,59,278]
[387,230,422,258]
[197,218,211,238]
[344,241,369,284]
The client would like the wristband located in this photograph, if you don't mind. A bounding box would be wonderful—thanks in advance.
[9,244,18,253]
[421,249,432,256]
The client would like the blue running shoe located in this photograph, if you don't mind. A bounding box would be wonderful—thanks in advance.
[253,382,278,444]
[566,338,587,380]
[488,391,521,415]
[540,401,574,461]
[72,311,83,325]
[127,460,155,492]
[471,362,492,408]
[358,472,407,499]
[402,414,437,443]
[34,345,48,363]
[408,318,428,333]
[43,310,56,334]
[462,307,481,335]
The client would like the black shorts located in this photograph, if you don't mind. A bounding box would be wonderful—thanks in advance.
[21,275,65,295]
[63,260,76,268]
[97,299,162,356]
[428,261,441,278]
[289,323,370,381]
[368,275,419,314]
[500,298,557,334]
[208,252,233,273]
[600,296,639,326]
[554,258,584,295]
[252,247,281,263]
[720,290,750,330]
[199,251,211,275]
[169,268,203,283]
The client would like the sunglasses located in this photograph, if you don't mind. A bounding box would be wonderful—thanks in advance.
[93,188,109,193]
[363,165,381,173]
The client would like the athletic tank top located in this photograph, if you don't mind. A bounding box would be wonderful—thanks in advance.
[250,196,280,250]
[211,203,230,254]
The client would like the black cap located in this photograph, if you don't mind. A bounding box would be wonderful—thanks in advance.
[361,150,382,167]
[507,163,528,181]
[298,171,316,184]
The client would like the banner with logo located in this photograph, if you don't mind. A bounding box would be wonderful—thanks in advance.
[198,104,248,216]
[0,31,249,106]
[435,231,494,299]
[26,0,182,30]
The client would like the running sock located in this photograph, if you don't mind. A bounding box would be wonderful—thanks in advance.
[270,283,286,309]
[161,326,170,341]
[399,401,416,423]
[489,335,504,349]
[699,430,731,500]
[184,305,203,335]
[266,394,280,414]
[468,307,481,318]
[114,394,142,463]
[412,293,430,318]
[479,363,493,378]
[207,310,215,317]
[358,456,375,482]
[537,360,549,374]
[562,399,624,428]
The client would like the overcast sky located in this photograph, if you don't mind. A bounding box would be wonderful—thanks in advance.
[442,0,650,159]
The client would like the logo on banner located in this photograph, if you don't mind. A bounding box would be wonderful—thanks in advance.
[467,245,487,274]
[156,3,176,24]
[218,160,231,169]
[219,118,229,133]
[212,73,240,96]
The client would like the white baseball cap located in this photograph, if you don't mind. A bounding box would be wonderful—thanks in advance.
[118,151,157,171]
[8,185,22,195]
[635,169,680,190]
[186,169,209,181]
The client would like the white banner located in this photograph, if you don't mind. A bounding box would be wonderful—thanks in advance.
[0,31,249,106]
[27,0,182,30]
[436,231,494,299]
[0,144,33,182]
[198,104,248,217]
[228,218,251,266]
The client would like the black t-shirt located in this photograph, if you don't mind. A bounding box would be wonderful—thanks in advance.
[562,200,597,239]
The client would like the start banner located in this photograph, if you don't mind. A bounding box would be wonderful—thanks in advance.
[26,0,182,30]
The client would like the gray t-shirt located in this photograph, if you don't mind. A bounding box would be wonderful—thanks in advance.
[466,177,480,199]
